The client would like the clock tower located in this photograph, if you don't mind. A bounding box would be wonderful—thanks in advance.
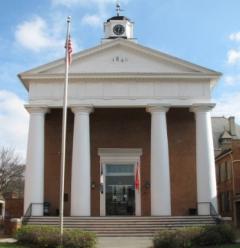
[102,2,135,42]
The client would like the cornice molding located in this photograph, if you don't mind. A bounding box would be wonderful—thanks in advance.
[71,105,94,114]
[20,72,220,84]
[146,104,171,113]
[25,105,50,114]
[190,103,216,112]
[18,39,222,90]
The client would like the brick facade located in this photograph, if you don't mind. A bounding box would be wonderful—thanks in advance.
[168,108,197,215]
[44,109,74,216]
[216,140,240,225]
[44,108,197,216]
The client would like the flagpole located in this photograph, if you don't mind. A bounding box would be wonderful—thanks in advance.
[59,16,71,246]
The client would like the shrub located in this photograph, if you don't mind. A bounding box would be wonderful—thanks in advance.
[218,224,236,243]
[153,227,202,248]
[193,224,236,246]
[153,224,236,248]
[153,230,179,248]
[16,225,97,248]
[63,229,96,248]
[16,225,59,248]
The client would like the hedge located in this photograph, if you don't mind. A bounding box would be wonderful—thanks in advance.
[153,224,236,248]
[15,225,96,248]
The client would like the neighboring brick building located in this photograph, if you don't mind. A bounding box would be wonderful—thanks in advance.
[213,117,240,226]
[1,192,23,219]
[19,11,221,218]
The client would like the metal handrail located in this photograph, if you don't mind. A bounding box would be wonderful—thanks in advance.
[23,203,44,224]
[198,202,222,224]
[22,203,33,224]
[24,203,32,218]
[210,202,223,224]
[209,202,218,216]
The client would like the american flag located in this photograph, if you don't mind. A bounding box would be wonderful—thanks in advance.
[65,35,73,65]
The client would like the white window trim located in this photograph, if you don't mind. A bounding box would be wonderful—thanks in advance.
[98,148,142,216]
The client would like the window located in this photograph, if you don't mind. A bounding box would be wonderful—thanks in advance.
[106,164,134,175]
[218,194,222,213]
[216,164,220,183]
[227,161,232,180]
[220,163,226,182]
[220,191,231,214]
[224,192,230,212]
[225,162,228,180]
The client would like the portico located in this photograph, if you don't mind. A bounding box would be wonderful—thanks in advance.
[23,103,218,217]
[19,11,221,218]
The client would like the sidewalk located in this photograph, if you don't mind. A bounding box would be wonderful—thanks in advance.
[0,238,17,243]
[0,236,152,247]
[97,237,152,248]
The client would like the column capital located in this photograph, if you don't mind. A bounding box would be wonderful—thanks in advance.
[71,105,94,114]
[25,105,49,114]
[190,103,216,113]
[146,104,171,113]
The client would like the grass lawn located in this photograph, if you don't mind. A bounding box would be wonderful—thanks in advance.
[0,244,26,248]
[0,245,34,248]
[212,245,240,248]
[0,244,240,248]
[0,244,238,248]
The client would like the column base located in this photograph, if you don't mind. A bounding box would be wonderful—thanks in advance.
[198,203,211,215]
[32,205,44,216]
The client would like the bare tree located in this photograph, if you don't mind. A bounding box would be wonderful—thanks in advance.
[0,147,25,198]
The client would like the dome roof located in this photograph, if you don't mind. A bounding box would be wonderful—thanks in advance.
[107,16,131,22]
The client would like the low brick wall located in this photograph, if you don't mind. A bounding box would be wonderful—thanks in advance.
[5,198,23,219]
[4,218,22,235]
[4,198,23,236]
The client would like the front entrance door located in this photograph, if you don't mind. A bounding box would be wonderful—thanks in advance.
[105,164,135,216]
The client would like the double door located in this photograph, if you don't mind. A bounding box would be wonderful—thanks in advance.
[105,164,135,216]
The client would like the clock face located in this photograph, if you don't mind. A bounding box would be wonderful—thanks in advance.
[113,24,125,36]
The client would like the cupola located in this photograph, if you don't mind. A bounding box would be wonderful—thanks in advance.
[102,2,135,42]
[219,129,233,150]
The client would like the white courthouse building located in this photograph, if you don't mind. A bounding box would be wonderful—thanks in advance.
[19,10,221,219]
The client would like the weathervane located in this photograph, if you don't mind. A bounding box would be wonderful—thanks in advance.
[116,0,123,16]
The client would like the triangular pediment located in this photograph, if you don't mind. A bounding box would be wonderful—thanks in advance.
[19,39,221,88]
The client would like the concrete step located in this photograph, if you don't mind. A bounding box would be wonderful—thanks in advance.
[23,216,217,237]
[25,216,215,220]
[26,219,215,223]
[28,220,216,225]
[26,218,216,223]
[25,224,214,229]
[26,222,215,226]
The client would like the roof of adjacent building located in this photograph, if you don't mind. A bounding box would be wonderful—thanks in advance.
[220,130,233,140]
[212,116,240,155]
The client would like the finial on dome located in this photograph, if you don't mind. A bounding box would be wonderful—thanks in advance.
[116,0,123,16]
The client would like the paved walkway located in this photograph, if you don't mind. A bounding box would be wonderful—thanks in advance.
[97,237,152,248]
[0,237,152,247]
[0,238,17,243]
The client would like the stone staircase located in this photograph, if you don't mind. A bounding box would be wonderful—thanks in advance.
[23,216,216,237]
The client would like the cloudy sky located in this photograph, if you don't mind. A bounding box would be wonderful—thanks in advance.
[0,0,240,159]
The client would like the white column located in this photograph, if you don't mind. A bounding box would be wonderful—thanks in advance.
[71,106,93,216]
[24,106,48,216]
[191,104,218,215]
[147,105,171,216]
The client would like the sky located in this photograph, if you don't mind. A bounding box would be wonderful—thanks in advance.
[0,0,240,159]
